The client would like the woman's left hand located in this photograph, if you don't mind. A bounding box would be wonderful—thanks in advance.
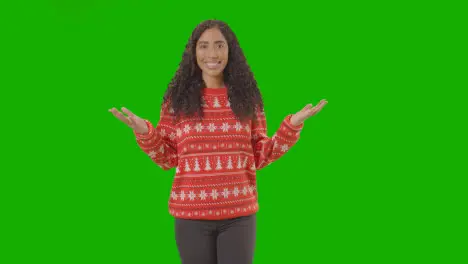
[290,99,328,126]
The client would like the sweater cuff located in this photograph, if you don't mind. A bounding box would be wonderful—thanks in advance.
[134,120,155,140]
[283,114,304,131]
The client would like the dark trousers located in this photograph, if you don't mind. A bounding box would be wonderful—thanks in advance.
[174,214,256,264]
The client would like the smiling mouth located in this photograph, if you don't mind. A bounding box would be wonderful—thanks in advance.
[205,61,222,69]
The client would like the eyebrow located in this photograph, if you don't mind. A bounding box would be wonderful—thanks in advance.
[198,40,226,44]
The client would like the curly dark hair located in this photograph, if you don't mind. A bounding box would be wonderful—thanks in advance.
[163,19,264,124]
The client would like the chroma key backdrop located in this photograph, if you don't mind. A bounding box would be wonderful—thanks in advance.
[1,1,465,264]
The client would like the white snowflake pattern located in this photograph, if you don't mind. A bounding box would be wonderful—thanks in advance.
[207,123,216,132]
[235,122,242,131]
[170,186,257,201]
[169,132,176,140]
[183,124,191,134]
[222,188,229,198]
[233,187,240,197]
[221,122,230,132]
[281,144,289,152]
[199,190,208,200]
[195,123,203,132]
[189,191,196,201]
[211,189,219,200]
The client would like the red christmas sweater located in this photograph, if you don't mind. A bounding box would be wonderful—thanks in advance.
[134,87,304,220]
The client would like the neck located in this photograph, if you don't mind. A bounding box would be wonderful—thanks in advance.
[203,73,224,88]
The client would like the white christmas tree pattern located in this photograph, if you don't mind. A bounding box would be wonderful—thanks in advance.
[194,158,201,172]
[227,156,233,169]
[237,156,243,169]
[184,160,191,172]
[205,157,212,171]
[215,157,223,170]
[213,97,221,108]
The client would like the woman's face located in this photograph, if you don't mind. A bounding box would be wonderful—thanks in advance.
[195,27,229,79]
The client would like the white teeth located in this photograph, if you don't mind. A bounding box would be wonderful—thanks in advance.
[206,62,220,68]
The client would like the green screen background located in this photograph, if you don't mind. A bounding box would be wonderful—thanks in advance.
[2,1,466,263]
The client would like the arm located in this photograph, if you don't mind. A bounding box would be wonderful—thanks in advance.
[134,102,178,170]
[251,109,304,170]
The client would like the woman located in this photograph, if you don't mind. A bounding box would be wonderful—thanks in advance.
[109,19,327,264]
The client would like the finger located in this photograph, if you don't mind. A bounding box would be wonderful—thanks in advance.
[300,104,313,112]
[318,99,328,107]
[110,108,132,126]
[307,100,328,116]
[121,107,136,118]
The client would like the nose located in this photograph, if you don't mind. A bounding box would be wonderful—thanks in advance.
[207,46,219,58]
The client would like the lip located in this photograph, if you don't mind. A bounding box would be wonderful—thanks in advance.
[204,61,222,69]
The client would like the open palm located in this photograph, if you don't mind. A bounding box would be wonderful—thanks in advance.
[109,107,148,134]
[290,99,328,126]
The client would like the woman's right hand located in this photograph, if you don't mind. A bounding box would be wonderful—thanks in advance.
[109,107,149,135]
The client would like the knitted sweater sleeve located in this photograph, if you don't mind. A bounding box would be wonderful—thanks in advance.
[133,102,178,170]
[251,109,304,170]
